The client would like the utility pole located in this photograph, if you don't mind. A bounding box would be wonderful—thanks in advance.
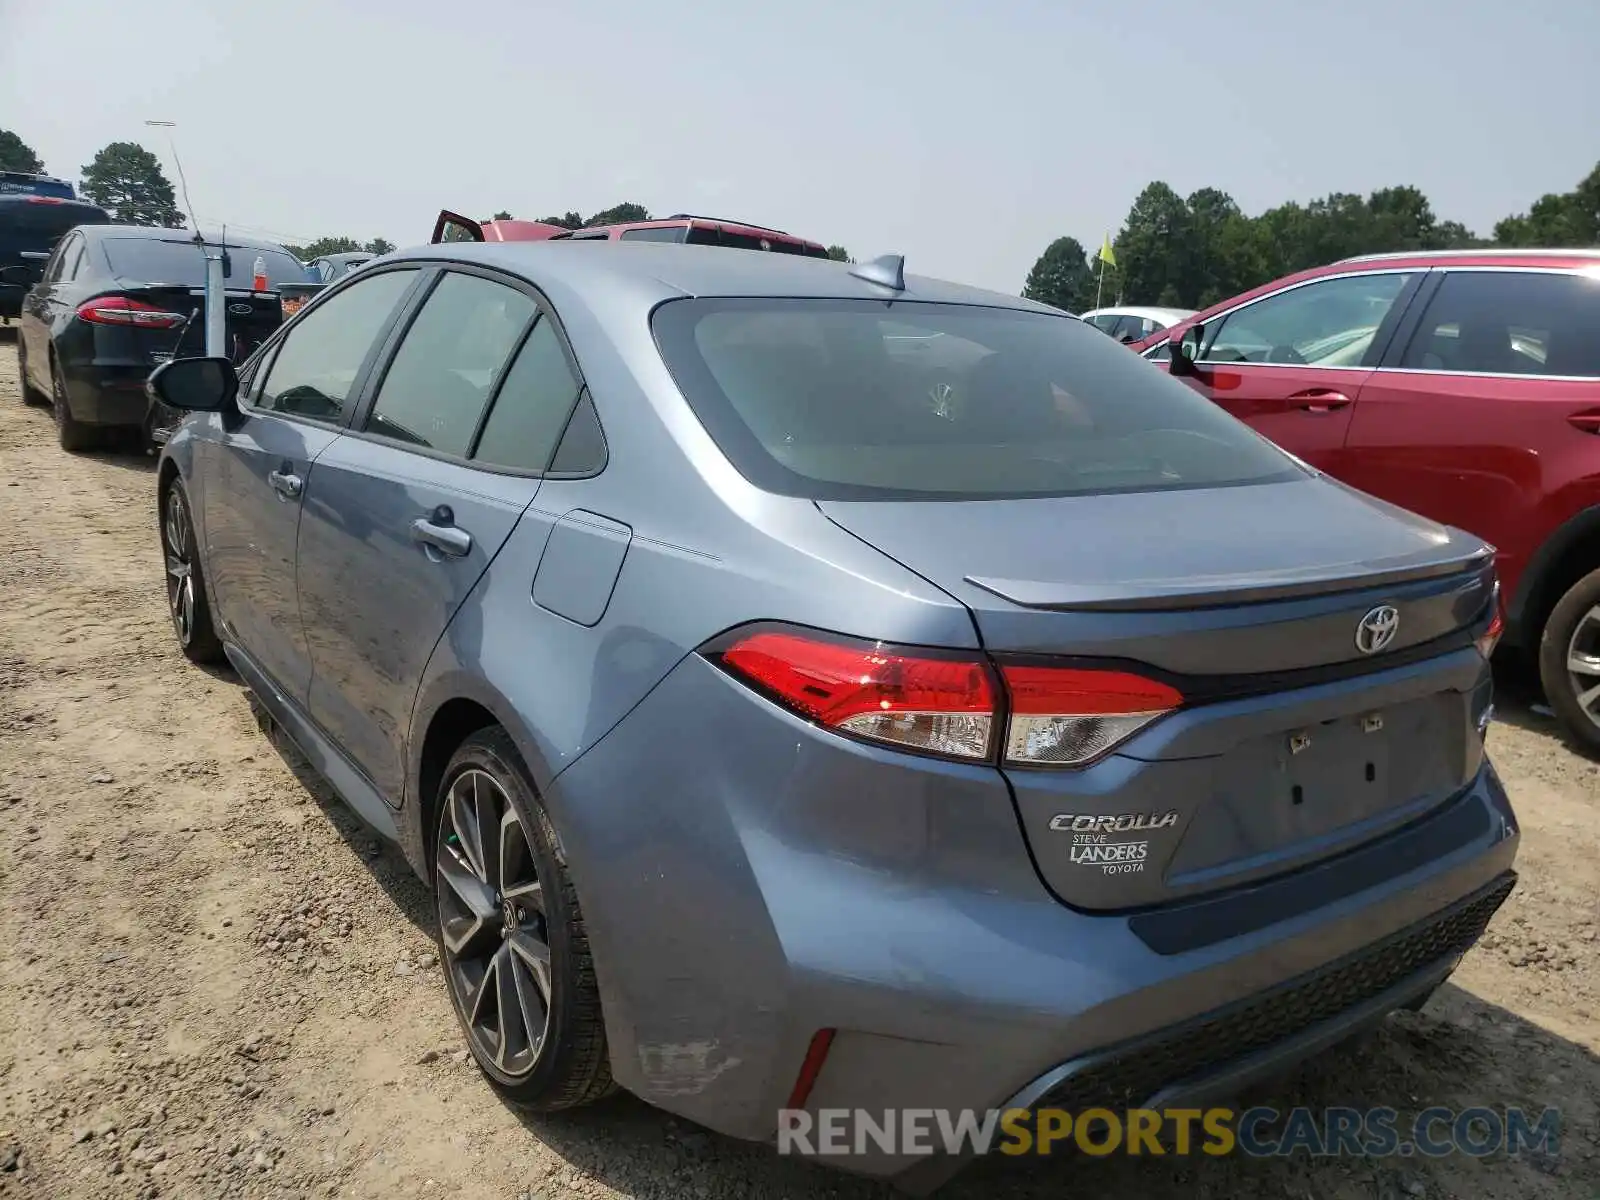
[145,120,224,358]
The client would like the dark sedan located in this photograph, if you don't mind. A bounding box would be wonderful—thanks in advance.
[11,225,310,451]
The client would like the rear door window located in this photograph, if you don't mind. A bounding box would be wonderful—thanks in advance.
[363,271,535,457]
[1397,270,1600,378]
[256,268,420,422]
[472,314,585,472]
[1201,272,1415,367]
[619,226,687,243]
[651,297,1302,501]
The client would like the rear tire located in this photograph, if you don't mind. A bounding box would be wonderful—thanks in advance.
[17,344,48,406]
[433,727,614,1112]
[50,362,99,452]
[1538,566,1600,757]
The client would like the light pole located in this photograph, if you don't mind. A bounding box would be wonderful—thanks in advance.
[145,120,223,358]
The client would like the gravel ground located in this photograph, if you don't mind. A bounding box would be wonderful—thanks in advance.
[0,332,1596,1199]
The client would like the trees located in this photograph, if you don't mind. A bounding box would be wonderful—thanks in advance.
[80,142,184,227]
[491,210,513,221]
[0,129,45,174]
[583,202,650,227]
[1028,161,1600,309]
[285,235,395,259]
[1021,236,1096,313]
[825,245,852,262]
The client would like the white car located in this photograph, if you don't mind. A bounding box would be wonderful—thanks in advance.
[1078,304,1195,343]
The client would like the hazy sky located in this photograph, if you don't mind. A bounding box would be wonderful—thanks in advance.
[3,0,1595,294]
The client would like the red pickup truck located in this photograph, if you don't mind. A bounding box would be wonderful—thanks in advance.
[430,209,831,257]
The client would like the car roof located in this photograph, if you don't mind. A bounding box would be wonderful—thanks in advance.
[81,224,294,252]
[391,240,1066,313]
[317,252,373,263]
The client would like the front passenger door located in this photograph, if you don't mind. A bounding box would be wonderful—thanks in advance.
[1176,271,1422,470]
[203,267,423,702]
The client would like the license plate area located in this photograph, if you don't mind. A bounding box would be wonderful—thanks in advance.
[1166,694,1466,882]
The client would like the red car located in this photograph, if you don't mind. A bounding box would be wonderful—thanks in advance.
[1129,248,1600,751]
[430,209,831,257]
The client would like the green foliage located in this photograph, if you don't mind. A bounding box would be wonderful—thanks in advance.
[0,129,45,174]
[365,237,396,256]
[79,142,184,227]
[584,202,651,227]
[826,245,852,262]
[1029,161,1598,308]
[1021,236,1096,313]
[288,236,362,259]
[537,212,584,230]
[491,210,513,221]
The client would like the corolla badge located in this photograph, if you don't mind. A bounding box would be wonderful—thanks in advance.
[1354,605,1400,655]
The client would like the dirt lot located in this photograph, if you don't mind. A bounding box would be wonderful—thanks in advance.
[0,333,1595,1200]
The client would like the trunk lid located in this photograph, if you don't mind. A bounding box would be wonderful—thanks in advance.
[818,475,1498,911]
[120,285,284,367]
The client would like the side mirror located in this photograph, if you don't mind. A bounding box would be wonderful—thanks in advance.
[1168,324,1204,377]
[146,356,239,413]
[0,264,34,287]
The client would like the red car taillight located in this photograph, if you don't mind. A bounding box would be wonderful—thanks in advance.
[75,295,186,329]
[713,628,1182,767]
[718,630,998,760]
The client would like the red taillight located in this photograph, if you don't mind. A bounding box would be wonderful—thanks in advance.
[75,295,186,330]
[718,630,996,760]
[1001,665,1183,766]
[26,196,65,205]
[713,628,1181,766]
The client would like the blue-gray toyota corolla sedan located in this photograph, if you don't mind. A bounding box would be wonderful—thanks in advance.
[148,241,1518,1191]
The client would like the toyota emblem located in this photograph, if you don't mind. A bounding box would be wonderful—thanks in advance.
[1354,605,1400,655]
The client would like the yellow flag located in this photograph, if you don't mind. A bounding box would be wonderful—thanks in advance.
[1098,233,1117,268]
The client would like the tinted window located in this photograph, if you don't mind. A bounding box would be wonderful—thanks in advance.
[1085,313,1120,333]
[620,226,687,243]
[473,315,583,471]
[0,200,107,250]
[0,175,74,198]
[1203,273,1413,367]
[258,268,419,421]
[60,239,86,281]
[548,392,607,474]
[651,297,1301,501]
[1399,270,1600,378]
[684,226,819,256]
[365,271,535,456]
[42,235,77,282]
[101,238,310,287]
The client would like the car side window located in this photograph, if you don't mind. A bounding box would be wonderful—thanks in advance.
[42,235,78,283]
[472,314,585,472]
[1145,341,1172,362]
[257,268,419,422]
[364,271,536,457]
[620,226,687,243]
[62,239,88,281]
[1398,270,1600,378]
[1202,273,1414,368]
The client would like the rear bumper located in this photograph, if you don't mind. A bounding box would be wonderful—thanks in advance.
[547,654,1520,1184]
[58,360,152,428]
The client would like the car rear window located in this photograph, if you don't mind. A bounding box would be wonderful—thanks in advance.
[683,226,829,257]
[0,200,108,241]
[651,297,1303,501]
[102,238,310,287]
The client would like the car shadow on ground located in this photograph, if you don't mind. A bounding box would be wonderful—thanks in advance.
[241,687,433,932]
[512,984,1592,1200]
[12,401,159,473]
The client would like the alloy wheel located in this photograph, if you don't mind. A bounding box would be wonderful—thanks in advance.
[1565,604,1600,733]
[162,488,197,646]
[436,768,553,1080]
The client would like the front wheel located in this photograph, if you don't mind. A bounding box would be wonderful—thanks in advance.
[160,479,225,664]
[433,728,613,1111]
[1538,566,1600,757]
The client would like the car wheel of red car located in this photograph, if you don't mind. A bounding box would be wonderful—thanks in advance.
[1538,565,1600,757]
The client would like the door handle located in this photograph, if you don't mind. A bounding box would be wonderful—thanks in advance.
[411,511,472,559]
[268,468,302,499]
[1567,411,1600,435]
[1287,389,1352,413]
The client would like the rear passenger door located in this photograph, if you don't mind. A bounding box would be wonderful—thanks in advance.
[294,266,585,804]
[1341,268,1600,586]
